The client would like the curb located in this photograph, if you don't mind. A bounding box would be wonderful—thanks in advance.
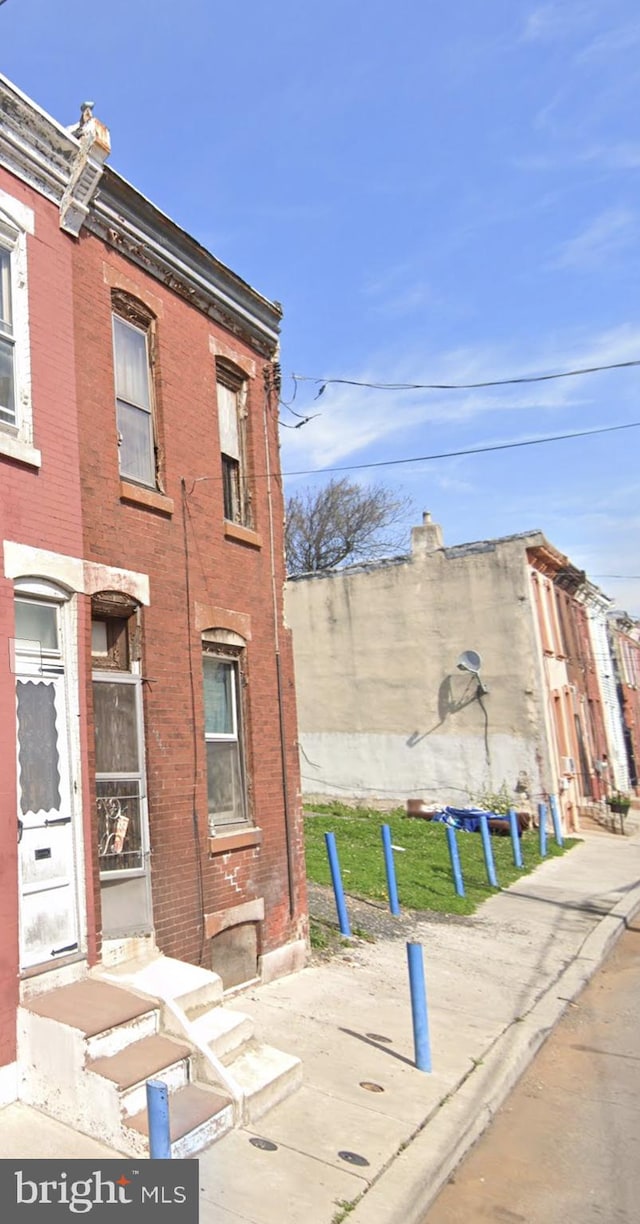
[347,876,640,1224]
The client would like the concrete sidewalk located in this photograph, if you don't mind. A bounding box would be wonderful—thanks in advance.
[1,825,639,1224]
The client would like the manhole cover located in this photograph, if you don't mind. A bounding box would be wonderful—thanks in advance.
[366,1033,392,1043]
[249,1137,278,1151]
[338,1150,370,1167]
[360,1081,385,1093]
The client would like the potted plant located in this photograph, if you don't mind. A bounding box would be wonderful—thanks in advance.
[606,791,631,815]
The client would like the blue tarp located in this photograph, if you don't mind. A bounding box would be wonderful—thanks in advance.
[430,806,509,833]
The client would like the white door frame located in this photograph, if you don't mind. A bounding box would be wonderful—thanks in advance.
[14,580,87,971]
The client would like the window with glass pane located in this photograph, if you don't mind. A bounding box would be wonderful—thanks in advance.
[203,654,247,831]
[14,599,58,651]
[0,246,15,427]
[113,314,155,487]
[217,374,250,525]
[93,676,146,875]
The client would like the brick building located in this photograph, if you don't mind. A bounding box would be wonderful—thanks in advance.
[608,612,640,789]
[0,74,306,1123]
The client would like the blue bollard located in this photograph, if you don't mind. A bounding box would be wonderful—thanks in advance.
[324,831,352,937]
[381,824,401,915]
[538,802,547,857]
[549,794,563,846]
[508,808,523,868]
[406,943,432,1072]
[445,825,465,896]
[146,1079,171,1159]
[478,814,498,888]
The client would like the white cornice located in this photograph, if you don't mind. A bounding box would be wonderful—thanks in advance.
[0,74,281,353]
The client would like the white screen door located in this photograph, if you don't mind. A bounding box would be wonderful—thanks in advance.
[15,598,80,969]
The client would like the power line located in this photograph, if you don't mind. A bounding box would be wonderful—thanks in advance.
[282,419,640,478]
[292,357,640,396]
[593,575,640,581]
[187,419,640,492]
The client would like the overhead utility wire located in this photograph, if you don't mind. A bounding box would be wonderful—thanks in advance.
[282,420,640,478]
[292,357,640,396]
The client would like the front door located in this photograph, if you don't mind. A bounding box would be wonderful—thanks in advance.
[15,597,81,969]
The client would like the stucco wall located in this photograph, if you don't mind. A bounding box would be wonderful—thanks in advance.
[286,530,551,807]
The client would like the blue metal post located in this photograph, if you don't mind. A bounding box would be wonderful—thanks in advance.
[549,794,563,846]
[406,943,432,1072]
[538,802,548,857]
[445,825,465,896]
[508,808,523,868]
[478,814,498,888]
[324,831,351,937]
[381,824,401,915]
[146,1079,171,1159]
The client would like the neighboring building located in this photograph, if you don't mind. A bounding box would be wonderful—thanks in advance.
[1,75,306,1144]
[608,612,640,788]
[285,513,627,831]
[580,588,630,795]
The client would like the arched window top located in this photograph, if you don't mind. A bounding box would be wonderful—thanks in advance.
[202,627,246,650]
[14,576,72,602]
[111,287,156,329]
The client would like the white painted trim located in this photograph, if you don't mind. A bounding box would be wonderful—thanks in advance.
[0,1061,19,1107]
[3,542,150,605]
[0,189,34,235]
[0,194,34,449]
[82,559,150,606]
[0,432,41,468]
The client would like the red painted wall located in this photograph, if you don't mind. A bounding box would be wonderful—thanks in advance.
[0,169,97,1067]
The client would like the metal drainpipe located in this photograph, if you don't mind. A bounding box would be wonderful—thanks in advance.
[263,362,296,918]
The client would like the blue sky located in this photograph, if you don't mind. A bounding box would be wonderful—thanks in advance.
[3,0,639,612]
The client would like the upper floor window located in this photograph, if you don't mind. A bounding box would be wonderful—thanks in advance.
[0,245,15,427]
[0,192,37,466]
[112,294,157,488]
[217,364,251,526]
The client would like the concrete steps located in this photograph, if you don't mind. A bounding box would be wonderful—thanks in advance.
[95,952,303,1128]
[18,954,303,1153]
[222,1040,303,1122]
[18,979,233,1157]
[125,1084,233,1159]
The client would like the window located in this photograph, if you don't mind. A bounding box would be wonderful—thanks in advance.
[203,649,248,832]
[92,598,148,877]
[0,245,15,427]
[217,365,250,526]
[0,191,37,466]
[112,299,156,487]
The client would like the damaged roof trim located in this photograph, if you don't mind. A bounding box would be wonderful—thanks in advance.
[90,170,281,355]
[0,73,281,354]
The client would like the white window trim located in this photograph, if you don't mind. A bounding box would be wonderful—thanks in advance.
[112,308,157,490]
[0,191,39,469]
[203,651,249,832]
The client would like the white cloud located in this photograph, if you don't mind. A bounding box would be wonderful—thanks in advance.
[551,207,637,269]
[280,324,640,474]
[576,20,640,60]
[521,2,597,43]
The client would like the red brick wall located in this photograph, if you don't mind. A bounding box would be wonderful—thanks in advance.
[0,169,92,1066]
[72,231,306,967]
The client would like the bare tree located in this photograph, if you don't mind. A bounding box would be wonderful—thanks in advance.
[285,478,412,575]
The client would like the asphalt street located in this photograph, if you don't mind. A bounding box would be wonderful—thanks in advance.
[424,914,640,1224]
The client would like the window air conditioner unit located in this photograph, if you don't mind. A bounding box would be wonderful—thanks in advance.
[561,756,576,775]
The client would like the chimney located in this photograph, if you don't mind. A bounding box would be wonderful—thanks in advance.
[411,511,443,555]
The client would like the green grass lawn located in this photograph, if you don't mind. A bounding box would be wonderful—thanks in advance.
[305,803,578,916]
